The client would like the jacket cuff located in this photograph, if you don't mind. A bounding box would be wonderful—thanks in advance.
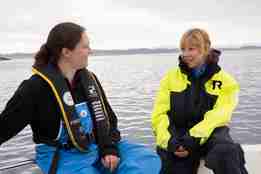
[167,137,180,153]
[179,134,200,152]
[110,129,121,143]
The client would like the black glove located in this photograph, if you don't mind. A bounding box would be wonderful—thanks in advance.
[167,136,181,153]
[110,129,121,143]
[178,133,200,153]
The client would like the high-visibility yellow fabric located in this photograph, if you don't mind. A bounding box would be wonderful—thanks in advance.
[151,67,239,149]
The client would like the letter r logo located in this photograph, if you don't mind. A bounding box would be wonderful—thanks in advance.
[212,80,222,90]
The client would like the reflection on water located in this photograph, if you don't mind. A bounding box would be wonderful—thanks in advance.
[0,49,261,173]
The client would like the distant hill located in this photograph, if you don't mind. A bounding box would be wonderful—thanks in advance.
[238,45,261,50]
[220,45,261,51]
[1,46,260,59]
[0,53,32,59]
[0,48,179,59]
[0,56,10,61]
[93,48,179,56]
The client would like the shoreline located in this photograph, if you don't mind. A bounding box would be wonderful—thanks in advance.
[1,46,261,59]
[0,56,10,61]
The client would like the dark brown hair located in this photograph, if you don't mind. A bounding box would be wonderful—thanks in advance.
[33,22,85,68]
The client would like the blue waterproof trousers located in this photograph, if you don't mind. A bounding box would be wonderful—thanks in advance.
[36,140,161,174]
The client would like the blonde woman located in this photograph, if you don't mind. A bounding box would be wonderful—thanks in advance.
[152,28,248,174]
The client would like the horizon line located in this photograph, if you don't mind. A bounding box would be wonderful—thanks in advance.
[1,45,261,55]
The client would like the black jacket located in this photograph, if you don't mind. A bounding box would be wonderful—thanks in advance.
[0,72,120,157]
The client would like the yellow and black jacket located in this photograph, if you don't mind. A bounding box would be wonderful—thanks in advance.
[152,49,239,151]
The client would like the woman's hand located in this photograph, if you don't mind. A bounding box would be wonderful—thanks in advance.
[101,155,120,172]
[174,146,189,158]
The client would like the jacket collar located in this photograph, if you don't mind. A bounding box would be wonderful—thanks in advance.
[178,49,221,81]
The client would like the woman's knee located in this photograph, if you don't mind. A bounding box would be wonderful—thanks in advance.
[205,143,244,169]
[116,142,161,174]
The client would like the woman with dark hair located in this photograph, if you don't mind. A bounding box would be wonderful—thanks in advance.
[151,28,248,174]
[0,22,161,174]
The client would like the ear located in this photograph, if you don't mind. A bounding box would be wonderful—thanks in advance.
[61,48,72,58]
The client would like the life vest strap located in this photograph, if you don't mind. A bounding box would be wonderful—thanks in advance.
[36,133,95,174]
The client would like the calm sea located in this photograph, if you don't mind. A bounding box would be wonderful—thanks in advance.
[0,49,261,173]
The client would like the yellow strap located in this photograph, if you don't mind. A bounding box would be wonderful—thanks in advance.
[32,68,85,152]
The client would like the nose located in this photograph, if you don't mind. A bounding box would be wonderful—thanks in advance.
[182,51,191,60]
[182,50,190,57]
[88,47,93,55]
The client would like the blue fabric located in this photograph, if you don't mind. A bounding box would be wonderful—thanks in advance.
[58,123,69,145]
[35,144,99,174]
[58,101,93,145]
[35,140,161,174]
[36,100,160,174]
[192,63,207,78]
[75,102,93,134]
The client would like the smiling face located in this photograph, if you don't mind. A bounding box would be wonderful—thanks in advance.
[180,28,211,69]
[181,44,205,69]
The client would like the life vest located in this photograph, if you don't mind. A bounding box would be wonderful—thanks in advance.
[32,65,110,152]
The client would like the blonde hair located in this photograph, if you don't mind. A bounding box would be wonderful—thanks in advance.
[180,28,211,57]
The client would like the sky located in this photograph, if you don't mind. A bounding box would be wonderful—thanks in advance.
[0,0,260,53]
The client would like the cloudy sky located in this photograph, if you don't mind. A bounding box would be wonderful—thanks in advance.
[0,0,260,53]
